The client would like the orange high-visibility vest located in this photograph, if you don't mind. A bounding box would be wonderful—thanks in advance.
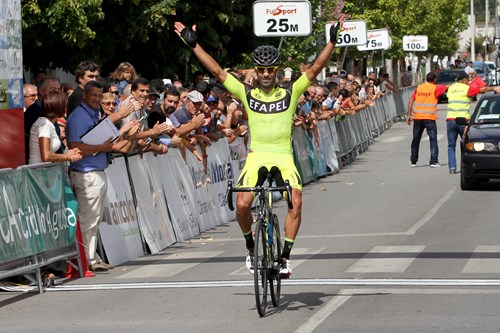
[413,82,438,120]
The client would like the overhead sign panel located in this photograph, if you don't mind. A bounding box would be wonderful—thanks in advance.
[325,20,367,47]
[253,1,312,37]
[402,35,429,52]
[357,28,392,51]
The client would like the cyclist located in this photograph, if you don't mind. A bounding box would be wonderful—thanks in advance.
[175,14,346,276]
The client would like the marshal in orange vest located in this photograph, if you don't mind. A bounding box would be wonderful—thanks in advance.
[413,82,438,121]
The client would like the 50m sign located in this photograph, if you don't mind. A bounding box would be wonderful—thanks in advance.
[325,20,367,47]
[253,1,312,37]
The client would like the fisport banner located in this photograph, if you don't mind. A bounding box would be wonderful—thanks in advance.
[99,157,144,266]
[158,149,200,242]
[185,146,223,232]
[318,121,340,174]
[127,154,176,253]
[0,164,77,263]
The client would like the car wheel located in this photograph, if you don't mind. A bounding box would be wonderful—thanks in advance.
[460,170,478,190]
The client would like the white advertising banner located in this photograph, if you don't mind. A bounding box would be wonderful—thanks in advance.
[127,154,176,253]
[185,146,222,232]
[100,157,144,266]
[158,149,200,241]
[318,121,339,174]
[206,140,235,222]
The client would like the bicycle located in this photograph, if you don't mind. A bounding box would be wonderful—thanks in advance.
[226,166,293,317]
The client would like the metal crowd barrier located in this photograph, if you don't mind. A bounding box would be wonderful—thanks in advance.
[331,87,414,167]
[0,163,82,293]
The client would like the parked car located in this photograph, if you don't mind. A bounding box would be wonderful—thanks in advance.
[485,61,499,85]
[458,93,500,190]
[435,69,466,103]
[460,61,492,86]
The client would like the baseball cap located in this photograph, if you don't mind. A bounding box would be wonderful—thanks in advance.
[187,90,204,103]
[207,96,218,103]
[149,88,160,98]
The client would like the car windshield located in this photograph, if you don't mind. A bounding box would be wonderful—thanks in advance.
[437,72,459,82]
[486,63,495,71]
[472,65,485,74]
[474,99,500,124]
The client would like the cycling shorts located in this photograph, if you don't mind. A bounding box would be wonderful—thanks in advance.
[237,151,302,191]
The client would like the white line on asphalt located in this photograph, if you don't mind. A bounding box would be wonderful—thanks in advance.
[294,289,351,333]
[405,186,456,235]
[462,246,500,274]
[294,286,500,333]
[33,278,500,292]
[346,246,426,273]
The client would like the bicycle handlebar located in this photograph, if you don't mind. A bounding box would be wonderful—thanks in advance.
[226,180,293,211]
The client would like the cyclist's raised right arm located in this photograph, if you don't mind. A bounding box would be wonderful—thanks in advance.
[174,22,227,84]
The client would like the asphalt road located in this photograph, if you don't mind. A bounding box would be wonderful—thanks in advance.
[2,104,500,332]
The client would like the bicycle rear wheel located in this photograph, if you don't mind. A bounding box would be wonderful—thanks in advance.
[269,214,282,307]
[254,218,268,317]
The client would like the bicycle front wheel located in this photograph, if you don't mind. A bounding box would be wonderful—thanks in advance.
[269,214,282,307]
[254,218,268,317]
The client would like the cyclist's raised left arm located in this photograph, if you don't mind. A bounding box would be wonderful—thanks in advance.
[305,14,347,82]
[174,22,227,84]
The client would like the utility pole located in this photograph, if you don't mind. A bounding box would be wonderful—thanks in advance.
[486,0,489,60]
[471,0,476,61]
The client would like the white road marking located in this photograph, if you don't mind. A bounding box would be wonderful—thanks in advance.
[8,278,500,293]
[346,245,426,273]
[294,289,351,333]
[295,286,500,333]
[229,247,324,275]
[462,246,500,273]
[116,251,223,278]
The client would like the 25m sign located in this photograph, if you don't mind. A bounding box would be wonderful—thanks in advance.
[253,1,312,37]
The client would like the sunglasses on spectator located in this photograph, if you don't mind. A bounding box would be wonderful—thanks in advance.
[255,66,279,75]
[110,91,119,95]
[24,94,37,99]
[102,101,117,106]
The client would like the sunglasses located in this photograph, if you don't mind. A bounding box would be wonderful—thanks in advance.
[102,101,117,106]
[24,94,37,98]
[110,91,119,95]
[255,66,279,75]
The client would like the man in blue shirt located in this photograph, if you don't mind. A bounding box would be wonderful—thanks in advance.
[66,80,136,272]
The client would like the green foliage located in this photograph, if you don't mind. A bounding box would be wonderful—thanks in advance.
[21,0,470,80]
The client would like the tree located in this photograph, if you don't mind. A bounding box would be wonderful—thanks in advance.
[21,0,254,79]
[21,0,470,80]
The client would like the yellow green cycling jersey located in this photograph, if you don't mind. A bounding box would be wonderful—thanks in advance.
[223,72,312,153]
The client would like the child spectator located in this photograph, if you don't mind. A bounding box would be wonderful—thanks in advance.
[109,62,138,95]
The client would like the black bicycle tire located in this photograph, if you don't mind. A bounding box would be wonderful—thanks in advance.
[269,214,282,307]
[254,218,268,317]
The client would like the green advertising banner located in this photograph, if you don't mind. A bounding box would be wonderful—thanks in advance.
[0,167,33,262]
[0,164,77,263]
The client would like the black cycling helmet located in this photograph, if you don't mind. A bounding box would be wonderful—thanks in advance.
[253,45,281,66]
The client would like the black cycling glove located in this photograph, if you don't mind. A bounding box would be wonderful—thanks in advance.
[180,26,197,48]
[329,21,341,44]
